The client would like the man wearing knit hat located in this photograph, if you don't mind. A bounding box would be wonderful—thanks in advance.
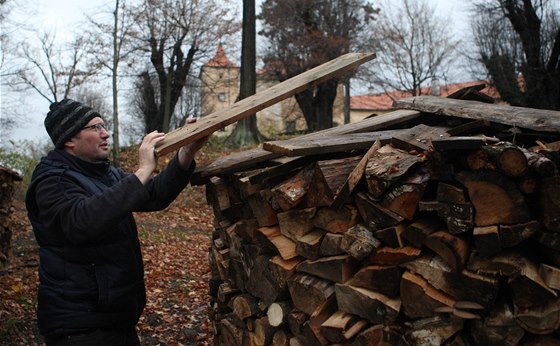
[25,98,208,345]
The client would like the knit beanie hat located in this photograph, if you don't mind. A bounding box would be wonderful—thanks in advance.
[44,99,101,148]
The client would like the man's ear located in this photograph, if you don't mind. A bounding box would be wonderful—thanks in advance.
[64,138,77,149]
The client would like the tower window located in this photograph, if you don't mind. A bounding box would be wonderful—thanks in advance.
[218,93,227,102]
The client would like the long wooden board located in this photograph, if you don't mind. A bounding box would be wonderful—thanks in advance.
[155,52,376,156]
[262,131,396,157]
[393,96,560,133]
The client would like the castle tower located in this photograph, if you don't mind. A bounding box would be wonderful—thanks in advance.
[199,45,240,117]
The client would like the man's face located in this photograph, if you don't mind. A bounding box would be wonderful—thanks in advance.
[66,117,110,162]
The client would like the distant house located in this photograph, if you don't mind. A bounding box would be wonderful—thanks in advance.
[200,46,499,134]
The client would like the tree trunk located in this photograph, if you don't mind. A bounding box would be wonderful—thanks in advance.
[226,0,262,147]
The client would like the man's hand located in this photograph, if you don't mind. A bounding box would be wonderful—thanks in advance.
[135,130,165,184]
[178,136,210,170]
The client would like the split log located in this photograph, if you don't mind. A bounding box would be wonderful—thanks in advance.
[400,271,456,319]
[295,229,325,260]
[246,254,287,305]
[311,205,359,234]
[473,225,501,257]
[539,263,560,290]
[365,246,422,267]
[256,226,298,260]
[277,208,316,242]
[299,295,337,346]
[355,192,405,231]
[515,298,560,335]
[346,265,402,298]
[319,233,345,257]
[351,324,409,346]
[206,176,235,211]
[372,223,406,248]
[401,216,444,248]
[248,191,279,227]
[466,251,523,277]
[424,231,469,272]
[296,255,359,284]
[498,221,540,248]
[320,311,368,344]
[381,167,429,220]
[305,156,363,207]
[271,164,315,211]
[470,297,525,345]
[287,274,335,316]
[365,145,424,199]
[508,256,557,309]
[335,283,401,324]
[287,310,308,340]
[217,316,247,346]
[268,255,302,290]
[436,182,468,204]
[404,315,464,346]
[456,170,531,226]
[417,200,474,234]
[402,255,499,309]
[231,218,259,242]
[340,224,382,261]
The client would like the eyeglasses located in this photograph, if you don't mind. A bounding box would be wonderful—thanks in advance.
[82,123,107,133]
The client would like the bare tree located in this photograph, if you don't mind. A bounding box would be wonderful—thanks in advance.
[226,0,263,148]
[259,0,378,132]
[470,0,560,110]
[0,0,33,141]
[127,0,238,133]
[85,0,140,165]
[16,31,94,103]
[368,0,460,97]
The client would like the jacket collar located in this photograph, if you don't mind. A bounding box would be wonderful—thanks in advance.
[46,149,111,179]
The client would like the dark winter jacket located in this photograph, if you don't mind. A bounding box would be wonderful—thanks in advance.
[25,149,195,338]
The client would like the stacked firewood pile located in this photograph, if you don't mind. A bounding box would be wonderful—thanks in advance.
[0,166,22,268]
[194,92,560,345]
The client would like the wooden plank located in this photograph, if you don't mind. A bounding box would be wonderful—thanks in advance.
[393,96,560,133]
[262,130,401,157]
[192,147,282,183]
[155,52,376,156]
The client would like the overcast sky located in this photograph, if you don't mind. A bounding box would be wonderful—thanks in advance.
[4,0,473,144]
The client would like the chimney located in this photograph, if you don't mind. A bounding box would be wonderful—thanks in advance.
[431,76,440,96]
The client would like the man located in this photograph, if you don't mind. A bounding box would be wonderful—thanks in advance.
[25,98,208,345]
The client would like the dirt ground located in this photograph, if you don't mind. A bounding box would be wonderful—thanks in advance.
[0,145,232,345]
